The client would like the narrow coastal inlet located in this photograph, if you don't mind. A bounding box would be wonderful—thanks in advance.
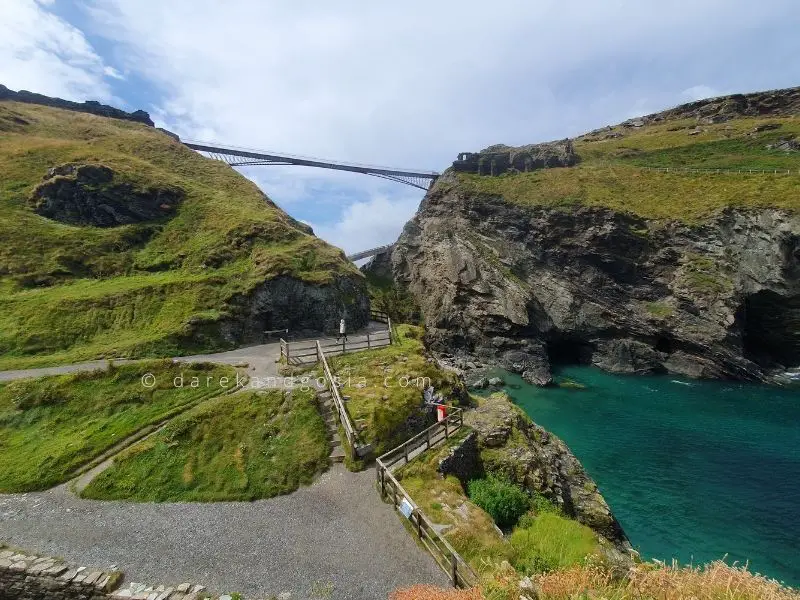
[488,367,800,586]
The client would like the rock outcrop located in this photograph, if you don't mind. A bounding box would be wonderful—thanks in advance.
[391,176,800,384]
[30,164,183,227]
[0,84,154,126]
[220,274,370,342]
[439,393,631,552]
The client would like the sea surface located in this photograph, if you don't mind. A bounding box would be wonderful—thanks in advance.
[490,366,800,586]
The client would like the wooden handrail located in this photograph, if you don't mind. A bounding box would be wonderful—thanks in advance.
[378,408,463,469]
[375,407,477,588]
[317,341,359,457]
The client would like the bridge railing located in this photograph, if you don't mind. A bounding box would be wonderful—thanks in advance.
[347,243,394,262]
[184,139,439,176]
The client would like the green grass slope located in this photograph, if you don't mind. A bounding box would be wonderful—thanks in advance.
[81,388,329,502]
[0,101,361,369]
[326,324,465,457]
[454,93,800,221]
[0,360,235,492]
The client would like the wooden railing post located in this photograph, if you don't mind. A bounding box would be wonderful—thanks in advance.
[450,552,457,587]
[367,331,371,350]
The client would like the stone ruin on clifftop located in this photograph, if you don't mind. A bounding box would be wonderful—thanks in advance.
[451,138,579,175]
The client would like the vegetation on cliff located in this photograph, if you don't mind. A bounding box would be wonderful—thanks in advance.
[393,560,800,600]
[0,100,363,369]
[0,360,235,492]
[454,90,800,222]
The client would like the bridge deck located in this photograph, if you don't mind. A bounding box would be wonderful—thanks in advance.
[185,141,439,190]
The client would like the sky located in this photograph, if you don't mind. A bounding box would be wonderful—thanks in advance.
[2,0,800,255]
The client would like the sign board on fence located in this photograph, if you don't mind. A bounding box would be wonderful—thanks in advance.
[399,497,413,519]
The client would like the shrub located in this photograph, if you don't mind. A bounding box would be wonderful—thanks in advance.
[510,512,599,575]
[467,475,530,529]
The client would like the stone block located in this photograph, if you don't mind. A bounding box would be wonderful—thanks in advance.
[84,571,103,585]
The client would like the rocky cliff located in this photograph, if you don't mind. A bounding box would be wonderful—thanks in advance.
[453,392,632,553]
[387,87,800,385]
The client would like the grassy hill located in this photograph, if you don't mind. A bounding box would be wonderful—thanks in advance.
[452,88,800,221]
[0,100,364,369]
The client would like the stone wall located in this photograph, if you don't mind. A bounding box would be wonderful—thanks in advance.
[451,139,579,176]
[0,546,274,600]
[437,431,481,486]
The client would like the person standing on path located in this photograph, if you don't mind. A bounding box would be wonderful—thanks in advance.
[336,318,348,342]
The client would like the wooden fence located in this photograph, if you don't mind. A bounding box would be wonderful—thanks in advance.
[643,166,800,175]
[371,308,390,323]
[279,321,392,365]
[316,341,363,460]
[376,407,478,588]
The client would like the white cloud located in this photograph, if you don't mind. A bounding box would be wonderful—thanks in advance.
[0,0,114,101]
[103,65,125,80]
[308,194,421,255]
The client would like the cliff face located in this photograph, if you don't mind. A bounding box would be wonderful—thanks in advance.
[392,181,800,384]
[389,87,800,385]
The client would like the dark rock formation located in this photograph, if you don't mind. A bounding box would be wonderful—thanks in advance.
[219,274,370,343]
[391,174,800,384]
[29,164,183,227]
[439,393,632,552]
[437,431,481,487]
[0,84,154,126]
[452,139,579,176]
[360,249,393,280]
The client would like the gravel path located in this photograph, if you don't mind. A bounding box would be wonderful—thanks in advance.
[0,322,390,383]
[0,466,448,599]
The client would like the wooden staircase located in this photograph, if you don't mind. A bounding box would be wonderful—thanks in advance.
[317,389,346,463]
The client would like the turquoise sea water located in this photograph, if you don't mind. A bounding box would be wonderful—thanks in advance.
[493,366,800,586]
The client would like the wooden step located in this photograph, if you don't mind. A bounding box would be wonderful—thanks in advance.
[330,447,346,463]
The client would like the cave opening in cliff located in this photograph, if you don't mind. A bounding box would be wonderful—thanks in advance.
[655,337,673,354]
[739,290,800,369]
[546,336,593,366]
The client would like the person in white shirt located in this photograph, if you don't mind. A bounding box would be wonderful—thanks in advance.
[336,318,347,342]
